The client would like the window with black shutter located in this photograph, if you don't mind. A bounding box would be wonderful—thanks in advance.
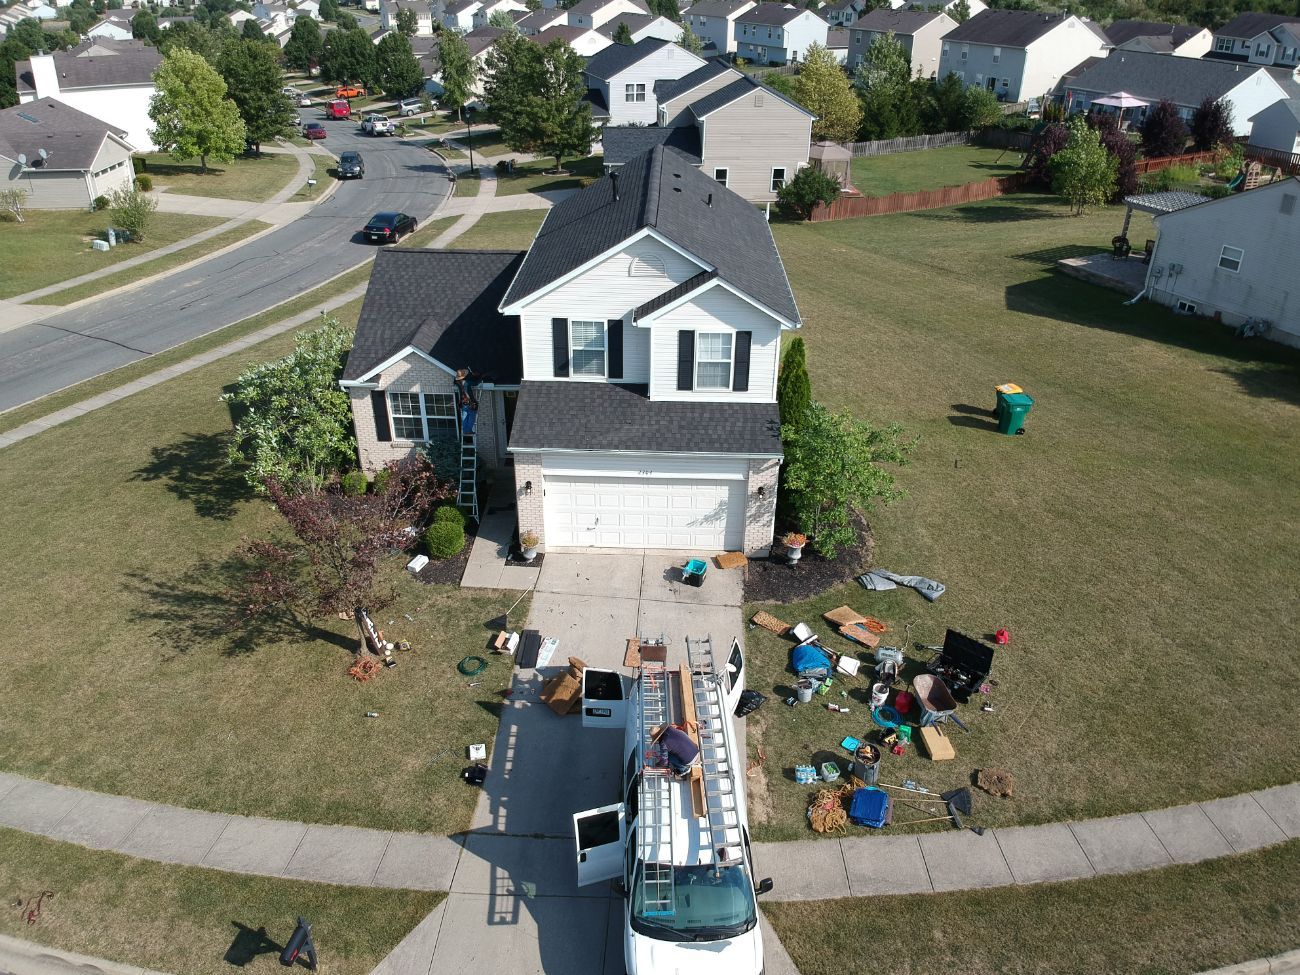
[552,317,569,377]
[371,390,391,442]
[676,330,694,391]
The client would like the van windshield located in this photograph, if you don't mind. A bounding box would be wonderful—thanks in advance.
[630,864,757,942]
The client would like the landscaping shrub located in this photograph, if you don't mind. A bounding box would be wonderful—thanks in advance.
[776,166,841,221]
[135,173,153,192]
[425,520,466,559]
[92,195,111,212]
[107,185,158,242]
[1139,99,1188,158]
[433,504,466,527]
[340,470,368,496]
[372,467,392,495]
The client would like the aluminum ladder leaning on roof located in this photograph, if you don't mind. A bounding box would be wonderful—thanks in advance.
[686,635,744,866]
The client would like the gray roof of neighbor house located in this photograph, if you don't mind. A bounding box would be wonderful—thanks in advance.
[685,0,753,18]
[570,0,649,16]
[509,381,783,455]
[1103,19,1203,47]
[15,39,161,94]
[343,249,526,383]
[444,0,482,14]
[598,12,659,38]
[737,3,812,26]
[583,35,671,79]
[826,26,847,47]
[653,57,735,101]
[0,97,126,170]
[1265,66,1300,99]
[1064,49,1275,105]
[943,9,1100,48]
[687,72,814,120]
[581,86,610,116]
[849,6,945,34]
[1215,12,1300,39]
[534,24,596,45]
[601,124,702,165]
[516,8,565,30]
[502,145,800,321]
[1251,96,1300,124]
[464,25,507,56]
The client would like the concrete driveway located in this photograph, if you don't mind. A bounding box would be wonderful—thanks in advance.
[372,551,797,975]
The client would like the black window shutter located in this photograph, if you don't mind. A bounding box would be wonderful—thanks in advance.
[371,390,392,442]
[551,317,569,377]
[676,330,694,391]
[607,319,623,379]
[732,331,752,392]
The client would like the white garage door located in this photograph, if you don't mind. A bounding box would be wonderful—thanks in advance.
[544,473,747,550]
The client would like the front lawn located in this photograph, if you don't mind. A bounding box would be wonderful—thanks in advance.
[0,299,528,833]
[453,210,545,250]
[139,150,300,202]
[0,827,440,975]
[493,154,603,197]
[0,210,225,300]
[849,144,1024,198]
[744,194,1300,840]
[765,840,1300,975]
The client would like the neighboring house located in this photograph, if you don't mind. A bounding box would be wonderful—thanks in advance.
[606,65,815,204]
[1102,19,1212,58]
[938,9,1110,103]
[821,0,866,28]
[0,0,59,33]
[383,0,435,34]
[1206,12,1300,72]
[0,97,134,209]
[682,0,755,56]
[846,7,955,77]
[442,0,480,30]
[733,3,828,66]
[87,14,134,40]
[597,12,680,44]
[534,23,611,57]
[567,0,648,31]
[342,145,796,554]
[893,0,985,16]
[1143,178,1300,348]
[584,37,706,126]
[158,15,196,29]
[471,0,527,29]
[226,9,258,28]
[14,39,160,152]
[1059,51,1288,137]
[1248,98,1300,153]
[826,26,848,65]
[515,7,568,35]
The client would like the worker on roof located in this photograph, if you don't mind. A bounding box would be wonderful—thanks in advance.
[654,725,699,778]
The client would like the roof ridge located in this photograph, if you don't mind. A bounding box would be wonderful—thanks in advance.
[645,145,663,228]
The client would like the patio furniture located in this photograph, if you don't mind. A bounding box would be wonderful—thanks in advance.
[1111,235,1132,259]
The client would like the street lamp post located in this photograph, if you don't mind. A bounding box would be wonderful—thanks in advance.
[466,110,475,174]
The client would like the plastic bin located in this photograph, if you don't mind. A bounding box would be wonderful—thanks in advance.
[997,392,1033,436]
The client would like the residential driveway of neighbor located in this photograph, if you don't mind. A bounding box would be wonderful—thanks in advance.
[373,550,799,975]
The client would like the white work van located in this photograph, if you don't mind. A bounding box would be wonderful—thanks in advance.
[573,636,772,975]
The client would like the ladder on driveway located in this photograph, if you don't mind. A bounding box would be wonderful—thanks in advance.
[637,653,676,917]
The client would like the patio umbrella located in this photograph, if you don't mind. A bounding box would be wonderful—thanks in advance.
[1091,91,1151,126]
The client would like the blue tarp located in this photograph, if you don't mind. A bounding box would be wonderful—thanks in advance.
[848,787,890,828]
[791,643,831,679]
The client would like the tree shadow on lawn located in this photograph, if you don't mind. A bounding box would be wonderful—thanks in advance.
[225,922,283,967]
[124,558,356,658]
[132,431,254,521]
[1006,276,1300,408]
[912,198,1066,224]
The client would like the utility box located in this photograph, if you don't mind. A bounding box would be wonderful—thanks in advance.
[581,668,626,729]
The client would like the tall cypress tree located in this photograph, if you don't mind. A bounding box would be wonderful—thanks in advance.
[777,337,812,431]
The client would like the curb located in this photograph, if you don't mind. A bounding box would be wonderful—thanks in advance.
[0,933,171,975]
[1196,949,1300,975]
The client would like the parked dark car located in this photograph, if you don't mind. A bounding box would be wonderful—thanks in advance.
[303,122,327,141]
[337,151,364,179]
[363,211,417,243]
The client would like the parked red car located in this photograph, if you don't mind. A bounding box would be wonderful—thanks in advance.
[326,99,351,120]
[303,122,327,140]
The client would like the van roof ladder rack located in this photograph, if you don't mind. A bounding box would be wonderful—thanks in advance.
[686,635,743,867]
[637,639,676,917]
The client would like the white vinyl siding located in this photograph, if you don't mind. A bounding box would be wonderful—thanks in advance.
[600,44,707,125]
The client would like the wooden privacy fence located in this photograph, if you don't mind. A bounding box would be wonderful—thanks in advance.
[810,171,1031,221]
[1244,144,1300,176]
[1133,149,1223,174]
[840,130,972,157]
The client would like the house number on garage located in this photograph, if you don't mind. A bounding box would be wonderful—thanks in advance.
[637,469,653,475]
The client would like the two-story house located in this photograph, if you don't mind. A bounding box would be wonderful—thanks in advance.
[597,12,681,44]
[534,23,612,57]
[514,6,568,35]
[382,0,435,34]
[87,13,134,40]
[733,3,828,66]
[846,7,956,77]
[822,0,867,28]
[583,38,707,126]
[471,0,527,29]
[1102,19,1212,58]
[1059,51,1288,137]
[604,61,815,204]
[890,0,985,17]
[443,0,481,31]
[682,0,755,56]
[342,145,796,554]
[1206,13,1300,72]
[567,0,649,32]
[938,9,1109,103]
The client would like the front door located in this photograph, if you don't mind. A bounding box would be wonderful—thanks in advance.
[573,802,626,886]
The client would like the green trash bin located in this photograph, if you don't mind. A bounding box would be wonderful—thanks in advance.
[997,392,1033,435]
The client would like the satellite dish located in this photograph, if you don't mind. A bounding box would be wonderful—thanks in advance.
[16,153,26,165]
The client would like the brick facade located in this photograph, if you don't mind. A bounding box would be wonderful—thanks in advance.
[512,452,546,548]
[744,457,780,556]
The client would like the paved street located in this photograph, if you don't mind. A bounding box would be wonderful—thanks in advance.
[0,117,451,412]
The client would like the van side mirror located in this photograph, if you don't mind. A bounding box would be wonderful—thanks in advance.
[612,880,627,898]
[755,878,774,896]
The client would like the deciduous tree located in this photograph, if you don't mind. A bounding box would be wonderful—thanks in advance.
[0,187,28,222]
[1050,113,1116,215]
[396,5,419,35]
[677,23,703,52]
[488,8,518,28]
[321,26,378,90]
[1139,98,1188,158]
[377,31,424,97]
[241,18,266,39]
[149,47,246,172]
[319,0,340,21]
[1089,111,1137,200]
[438,29,475,120]
[220,39,296,154]
[1190,95,1233,151]
[795,42,861,143]
[131,9,160,42]
[107,184,159,241]
[951,0,971,22]
[283,15,324,72]
[776,165,840,220]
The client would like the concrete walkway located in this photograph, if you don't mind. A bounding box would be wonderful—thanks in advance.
[459,484,541,590]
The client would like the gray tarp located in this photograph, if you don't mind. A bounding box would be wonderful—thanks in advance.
[857,569,945,602]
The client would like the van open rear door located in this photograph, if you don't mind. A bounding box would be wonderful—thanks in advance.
[573,802,625,886]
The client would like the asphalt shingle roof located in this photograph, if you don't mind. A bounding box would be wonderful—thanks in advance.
[736,3,810,27]
[597,12,657,38]
[685,0,753,18]
[1216,12,1300,39]
[583,35,671,80]
[653,57,735,102]
[601,124,702,165]
[464,26,507,56]
[501,144,800,323]
[687,72,813,120]
[849,7,945,34]
[0,97,124,170]
[343,249,526,383]
[943,9,1084,48]
[1252,97,1300,124]
[1065,50,1276,106]
[1103,19,1203,47]
[570,0,648,16]
[534,24,597,45]
[15,39,161,94]
[510,381,783,455]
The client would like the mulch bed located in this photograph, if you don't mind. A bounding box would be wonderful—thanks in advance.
[413,519,479,586]
[745,517,875,604]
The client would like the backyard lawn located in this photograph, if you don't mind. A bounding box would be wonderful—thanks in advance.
[850,144,1024,198]
[452,210,545,250]
[0,211,224,300]
[744,194,1300,840]
[765,840,1300,975]
[0,828,439,975]
[0,298,528,833]
[493,155,602,197]
[140,150,300,202]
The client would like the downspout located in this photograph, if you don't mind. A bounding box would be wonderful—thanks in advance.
[1125,231,1160,305]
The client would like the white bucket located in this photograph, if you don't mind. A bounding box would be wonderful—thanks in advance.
[871,683,890,708]
[791,622,814,642]
[796,679,815,704]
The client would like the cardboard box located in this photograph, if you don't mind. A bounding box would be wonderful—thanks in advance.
[919,725,955,761]
[541,673,582,716]
[823,606,867,628]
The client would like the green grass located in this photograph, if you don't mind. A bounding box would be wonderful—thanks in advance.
[453,210,545,250]
[402,215,460,248]
[291,154,336,201]
[453,171,481,196]
[745,193,1300,840]
[141,151,300,202]
[0,211,225,300]
[765,840,1300,975]
[450,129,510,158]
[0,827,440,975]
[0,266,375,435]
[38,220,274,306]
[849,144,1024,198]
[493,155,603,197]
[0,297,529,831]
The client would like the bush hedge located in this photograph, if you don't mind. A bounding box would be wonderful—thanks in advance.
[135,174,153,192]
[425,520,466,559]
[433,504,466,527]
[340,470,368,496]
